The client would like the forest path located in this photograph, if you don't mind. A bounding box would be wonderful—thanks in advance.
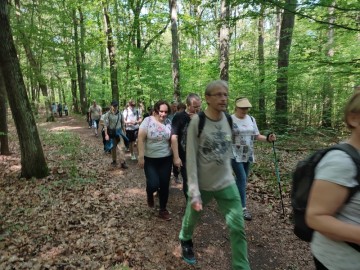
[0,114,314,269]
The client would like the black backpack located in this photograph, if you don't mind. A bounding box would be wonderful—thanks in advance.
[197,111,233,138]
[291,143,360,243]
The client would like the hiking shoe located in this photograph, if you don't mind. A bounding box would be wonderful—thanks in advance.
[181,240,196,265]
[111,161,117,167]
[174,176,182,184]
[120,162,128,169]
[243,209,252,221]
[158,209,172,221]
[147,194,154,208]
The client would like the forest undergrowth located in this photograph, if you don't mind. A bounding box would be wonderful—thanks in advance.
[0,113,348,270]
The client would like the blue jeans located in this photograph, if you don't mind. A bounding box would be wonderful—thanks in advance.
[231,159,251,208]
[144,155,172,210]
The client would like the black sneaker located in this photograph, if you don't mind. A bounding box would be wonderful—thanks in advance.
[181,240,196,265]
[111,161,117,167]
[243,208,252,221]
[120,162,128,169]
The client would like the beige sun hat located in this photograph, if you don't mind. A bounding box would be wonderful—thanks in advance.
[236,98,252,108]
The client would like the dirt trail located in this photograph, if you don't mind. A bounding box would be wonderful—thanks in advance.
[0,114,314,269]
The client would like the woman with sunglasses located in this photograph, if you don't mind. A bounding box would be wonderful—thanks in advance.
[231,97,276,221]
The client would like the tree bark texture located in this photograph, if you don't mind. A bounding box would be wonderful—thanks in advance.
[14,0,52,119]
[169,0,181,98]
[219,0,230,81]
[0,1,48,178]
[0,67,10,155]
[103,3,119,104]
[321,3,335,128]
[257,6,266,130]
[79,7,88,114]
[275,0,297,128]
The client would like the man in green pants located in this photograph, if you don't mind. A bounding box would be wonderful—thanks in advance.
[179,80,250,269]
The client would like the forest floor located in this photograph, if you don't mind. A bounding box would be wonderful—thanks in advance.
[1,112,342,270]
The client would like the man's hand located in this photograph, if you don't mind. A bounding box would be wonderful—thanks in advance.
[192,202,203,212]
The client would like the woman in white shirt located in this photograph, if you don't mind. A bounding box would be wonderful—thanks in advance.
[231,97,276,221]
[137,100,173,221]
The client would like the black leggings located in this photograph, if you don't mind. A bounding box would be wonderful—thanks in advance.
[314,257,329,270]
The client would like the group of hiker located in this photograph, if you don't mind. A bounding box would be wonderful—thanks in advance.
[51,102,68,117]
[85,80,276,269]
[84,81,360,270]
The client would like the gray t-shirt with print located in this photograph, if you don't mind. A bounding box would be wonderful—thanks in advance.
[186,113,235,203]
[311,149,360,269]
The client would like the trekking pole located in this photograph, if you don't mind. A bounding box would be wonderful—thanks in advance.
[272,141,285,216]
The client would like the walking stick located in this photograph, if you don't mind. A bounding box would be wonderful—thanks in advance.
[272,141,285,216]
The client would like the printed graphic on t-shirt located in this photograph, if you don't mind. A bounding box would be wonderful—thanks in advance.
[180,122,189,152]
[232,121,255,162]
[147,118,171,142]
[200,125,232,165]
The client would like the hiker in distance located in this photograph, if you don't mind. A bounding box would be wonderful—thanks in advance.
[171,93,202,199]
[89,100,102,137]
[306,91,360,270]
[103,101,128,169]
[179,80,250,269]
[137,100,173,221]
[231,97,276,221]
[123,100,142,160]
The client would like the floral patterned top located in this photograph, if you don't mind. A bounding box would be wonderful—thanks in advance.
[139,116,172,158]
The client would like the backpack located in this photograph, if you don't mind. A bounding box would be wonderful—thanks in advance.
[291,143,360,243]
[197,111,233,138]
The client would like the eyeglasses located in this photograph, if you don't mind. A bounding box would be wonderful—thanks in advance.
[207,93,229,98]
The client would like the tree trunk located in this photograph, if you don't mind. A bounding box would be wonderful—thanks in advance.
[169,0,181,99]
[103,2,119,103]
[79,7,88,114]
[275,0,297,129]
[0,1,48,178]
[14,0,52,121]
[257,6,266,130]
[321,2,335,128]
[0,67,10,155]
[219,0,230,81]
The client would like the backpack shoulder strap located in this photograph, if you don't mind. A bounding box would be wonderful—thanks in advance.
[225,112,233,129]
[197,111,206,138]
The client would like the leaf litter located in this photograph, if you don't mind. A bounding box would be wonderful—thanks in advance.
[0,115,316,269]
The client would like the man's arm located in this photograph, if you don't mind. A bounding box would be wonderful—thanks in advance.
[186,115,202,209]
[171,114,182,168]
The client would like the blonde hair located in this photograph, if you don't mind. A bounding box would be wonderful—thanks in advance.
[344,91,360,129]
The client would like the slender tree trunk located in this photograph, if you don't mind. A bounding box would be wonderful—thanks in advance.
[0,1,48,178]
[321,2,335,128]
[219,0,230,81]
[79,7,87,114]
[257,6,266,129]
[0,67,10,155]
[275,0,297,129]
[103,2,119,103]
[169,0,181,98]
[14,0,52,121]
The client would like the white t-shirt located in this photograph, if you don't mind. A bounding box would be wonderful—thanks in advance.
[311,149,360,269]
[231,114,259,162]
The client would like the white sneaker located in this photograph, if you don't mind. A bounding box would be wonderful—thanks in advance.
[131,155,137,160]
